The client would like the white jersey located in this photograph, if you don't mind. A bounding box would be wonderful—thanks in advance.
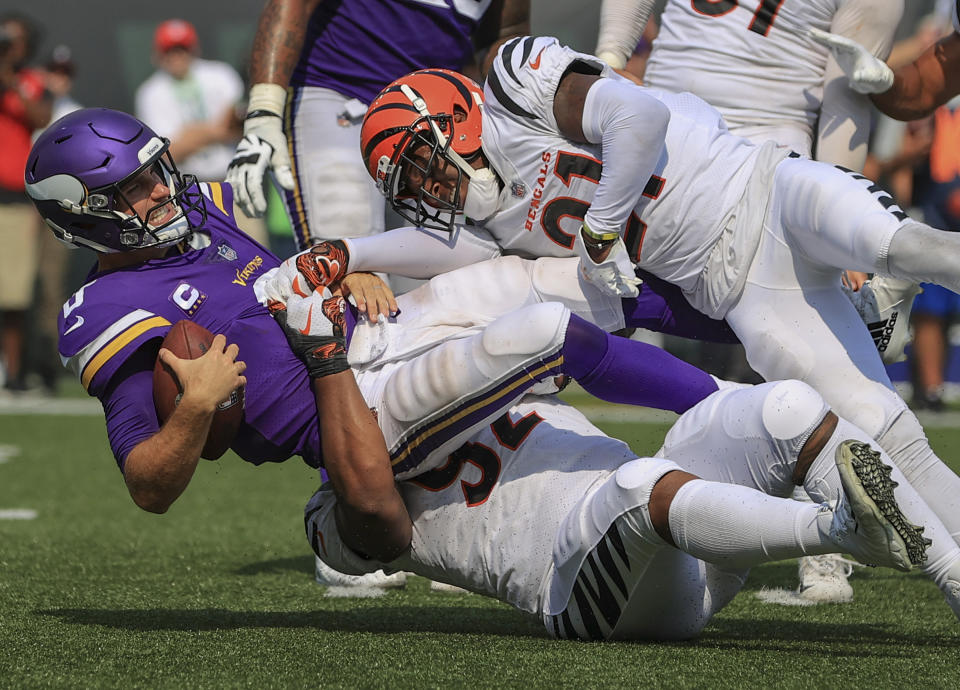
[306,396,635,615]
[135,58,244,181]
[643,0,900,155]
[480,37,776,315]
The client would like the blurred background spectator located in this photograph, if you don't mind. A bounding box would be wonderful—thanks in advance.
[135,18,266,243]
[136,19,243,184]
[44,44,79,121]
[28,45,81,394]
[0,12,50,394]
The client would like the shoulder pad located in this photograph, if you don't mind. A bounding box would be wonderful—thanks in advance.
[486,37,609,130]
[59,280,171,395]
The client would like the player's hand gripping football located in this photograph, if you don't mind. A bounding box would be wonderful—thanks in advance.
[808,27,895,95]
[574,228,642,298]
[158,334,247,413]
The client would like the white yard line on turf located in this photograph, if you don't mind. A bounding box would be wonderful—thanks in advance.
[0,509,38,520]
[0,444,21,463]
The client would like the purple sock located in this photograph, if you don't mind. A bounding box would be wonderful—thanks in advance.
[560,314,718,414]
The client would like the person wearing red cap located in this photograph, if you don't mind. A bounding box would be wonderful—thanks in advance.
[134,19,244,186]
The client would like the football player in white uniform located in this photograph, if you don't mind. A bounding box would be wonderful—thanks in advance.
[267,239,960,631]
[599,0,920,362]
[597,0,916,602]
[347,42,960,595]
[303,378,960,638]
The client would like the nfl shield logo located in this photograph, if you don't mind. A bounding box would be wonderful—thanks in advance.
[217,243,238,262]
[510,181,526,198]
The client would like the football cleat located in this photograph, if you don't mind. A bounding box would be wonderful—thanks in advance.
[429,580,471,594]
[843,275,921,365]
[940,559,960,621]
[796,554,854,604]
[314,557,406,598]
[829,440,930,572]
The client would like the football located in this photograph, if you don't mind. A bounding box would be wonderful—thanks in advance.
[152,320,245,460]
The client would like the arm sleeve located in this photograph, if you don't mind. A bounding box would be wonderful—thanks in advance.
[595,0,658,69]
[815,0,903,169]
[100,350,161,472]
[581,77,669,239]
[345,225,502,279]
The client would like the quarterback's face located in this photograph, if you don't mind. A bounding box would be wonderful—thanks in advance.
[116,166,179,228]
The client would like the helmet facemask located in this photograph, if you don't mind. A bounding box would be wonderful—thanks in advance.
[382,117,471,233]
[85,146,204,252]
[27,130,206,254]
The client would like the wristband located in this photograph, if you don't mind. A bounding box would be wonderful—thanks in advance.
[245,110,283,121]
[581,222,619,244]
[247,82,287,118]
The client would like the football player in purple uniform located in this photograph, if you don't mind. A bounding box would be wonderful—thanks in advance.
[24,107,734,518]
[226,0,528,251]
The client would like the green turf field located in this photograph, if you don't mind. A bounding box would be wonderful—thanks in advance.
[1,411,958,688]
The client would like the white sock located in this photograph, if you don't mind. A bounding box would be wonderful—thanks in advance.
[668,479,836,570]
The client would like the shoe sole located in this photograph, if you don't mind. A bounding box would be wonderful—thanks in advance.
[835,441,930,572]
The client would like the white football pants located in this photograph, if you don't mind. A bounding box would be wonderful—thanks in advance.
[724,156,960,547]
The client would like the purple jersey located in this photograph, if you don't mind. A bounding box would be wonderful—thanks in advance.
[58,182,322,471]
[292,0,493,103]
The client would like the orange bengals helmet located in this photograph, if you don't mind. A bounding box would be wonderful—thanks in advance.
[360,69,485,231]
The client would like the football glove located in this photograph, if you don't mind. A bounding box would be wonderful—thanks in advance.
[808,28,894,95]
[272,286,349,379]
[292,240,351,292]
[574,230,642,298]
[226,114,295,217]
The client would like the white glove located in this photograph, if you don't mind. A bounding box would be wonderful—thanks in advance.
[574,233,642,298]
[226,109,296,217]
[808,27,894,95]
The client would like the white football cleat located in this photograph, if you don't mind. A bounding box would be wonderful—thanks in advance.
[315,557,406,598]
[796,554,854,604]
[939,559,960,621]
[843,275,921,364]
[829,441,930,572]
[429,580,471,594]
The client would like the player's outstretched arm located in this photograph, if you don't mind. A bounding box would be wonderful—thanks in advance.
[123,336,247,514]
[271,285,411,561]
[313,372,411,562]
[873,32,960,121]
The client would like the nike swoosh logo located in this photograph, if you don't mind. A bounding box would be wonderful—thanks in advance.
[300,305,313,335]
[529,48,545,70]
[64,315,84,335]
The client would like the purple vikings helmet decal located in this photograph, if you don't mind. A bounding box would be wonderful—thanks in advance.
[24,108,205,252]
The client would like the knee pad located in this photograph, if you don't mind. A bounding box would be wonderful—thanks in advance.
[480,302,570,359]
[382,303,569,425]
[760,380,829,449]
